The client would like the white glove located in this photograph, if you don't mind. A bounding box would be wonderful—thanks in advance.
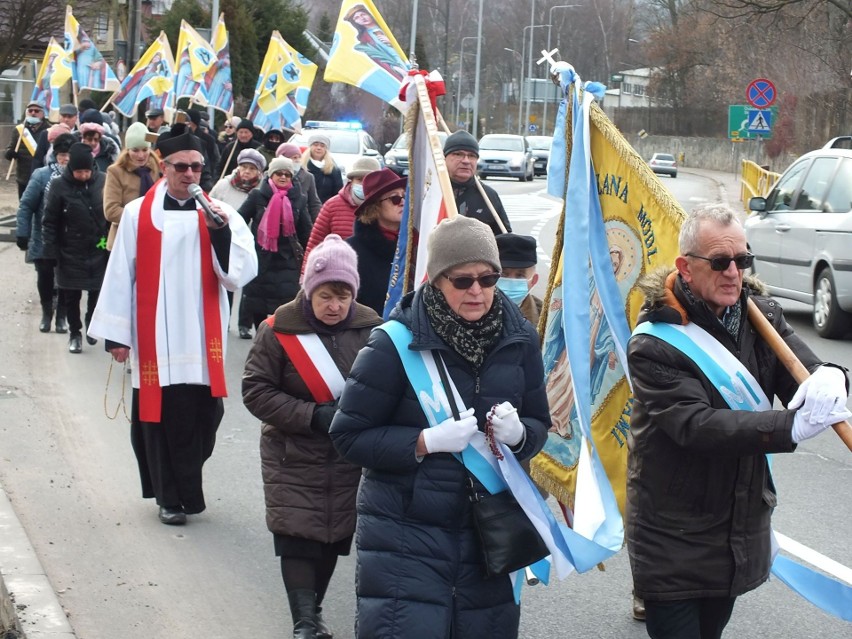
[422,407,478,454]
[791,404,851,443]
[488,401,525,447]
[789,366,849,425]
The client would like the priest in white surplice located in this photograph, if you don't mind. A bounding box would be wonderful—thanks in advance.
[89,124,258,525]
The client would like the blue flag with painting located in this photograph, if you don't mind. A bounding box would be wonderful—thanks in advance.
[64,7,120,94]
[194,14,234,115]
[247,31,303,131]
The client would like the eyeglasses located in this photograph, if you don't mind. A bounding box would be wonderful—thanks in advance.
[272,171,293,179]
[448,151,478,161]
[443,272,501,290]
[224,124,234,129]
[381,194,405,206]
[686,253,754,271]
[27,108,43,114]
[165,160,205,173]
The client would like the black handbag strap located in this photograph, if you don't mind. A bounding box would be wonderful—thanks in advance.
[433,351,461,421]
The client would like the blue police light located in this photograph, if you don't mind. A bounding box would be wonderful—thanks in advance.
[304,120,363,131]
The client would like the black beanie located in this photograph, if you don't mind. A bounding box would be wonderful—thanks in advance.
[52,133,76,156]
[236,118,255,133]
[443,130,479,157]
[68,143,94,172]
[78,98,98,112]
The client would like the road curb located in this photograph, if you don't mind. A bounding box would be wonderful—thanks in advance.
[0,486,76,638]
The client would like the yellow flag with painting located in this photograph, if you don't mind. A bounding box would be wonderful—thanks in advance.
[533,69,685,517]
[325,0,409,111]
[30,37,73,121]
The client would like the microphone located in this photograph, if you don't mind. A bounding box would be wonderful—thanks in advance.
[188,184,225,227]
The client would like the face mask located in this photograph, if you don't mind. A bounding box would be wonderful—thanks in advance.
[26,116,42,125]
[291,162,302,174]
[351,183,365,203]
[496,277,529,305]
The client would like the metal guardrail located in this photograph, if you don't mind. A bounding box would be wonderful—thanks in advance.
[740,159,781,211]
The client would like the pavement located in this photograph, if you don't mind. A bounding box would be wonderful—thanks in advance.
[0,162,743,638]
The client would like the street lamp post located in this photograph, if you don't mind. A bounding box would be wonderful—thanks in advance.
[522,24,550,135]
[472,0,484,138]
[543,5,580,136]
[504,48,523,135]
[455,36,479,129]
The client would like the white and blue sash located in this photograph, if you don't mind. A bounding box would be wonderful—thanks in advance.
[632,320,852,621]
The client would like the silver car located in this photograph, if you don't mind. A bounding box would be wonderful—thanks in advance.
[746,137,852,338]
[477,134,535,182]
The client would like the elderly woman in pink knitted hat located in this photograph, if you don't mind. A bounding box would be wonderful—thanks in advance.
[243,234,381,639]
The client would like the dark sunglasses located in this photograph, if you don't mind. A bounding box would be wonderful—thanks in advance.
[272,170,293,179]
[165,160,205,173]
[381,194,405,206]
[686,253,754,271]
[443,272,501,290]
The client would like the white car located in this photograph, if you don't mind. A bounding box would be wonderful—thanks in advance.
[288,120,384,178]
[477,134,535,182]
[746,137,852,338]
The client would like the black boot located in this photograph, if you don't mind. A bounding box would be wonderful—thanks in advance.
[287,589,317,639]
[39,306,52,333]
[315,604,333,639]
[54,307,68,334]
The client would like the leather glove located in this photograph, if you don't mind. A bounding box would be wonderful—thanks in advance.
[488,401,525,447]
[792,404,851,443]
[4,149,16,161]
[422,407,478,454]
[789,366,849,425]
[16,237,28,251]
[311,400,337,433]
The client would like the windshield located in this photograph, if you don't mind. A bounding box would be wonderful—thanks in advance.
[654,154,675,162]
[480,136,524,152]
[526,136,552,150]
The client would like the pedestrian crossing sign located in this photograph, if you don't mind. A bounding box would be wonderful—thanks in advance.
[747,109,772,133]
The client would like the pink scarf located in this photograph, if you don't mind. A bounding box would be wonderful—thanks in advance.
[257,179,295,252]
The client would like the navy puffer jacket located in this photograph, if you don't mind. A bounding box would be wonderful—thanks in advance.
[330,286,550,639]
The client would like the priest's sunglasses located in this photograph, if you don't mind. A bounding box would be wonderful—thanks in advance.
[165,160,205,173]
[443,272,501,290]
[686,252,754,271]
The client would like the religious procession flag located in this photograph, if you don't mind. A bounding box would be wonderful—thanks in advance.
[30,37,73,121]
[325,0,409,112]
[194,14,234,115]
[64,6,120,94]
[247,31,303,132]
[533,64,684,565]
[280,40,318,118]
[383,71,456,318]
[174,20,217,101]
[109,32,175,120]
[15,124,38,156]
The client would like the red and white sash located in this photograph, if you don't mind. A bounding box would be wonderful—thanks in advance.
[264,317,345,403]
[136,179,227,422]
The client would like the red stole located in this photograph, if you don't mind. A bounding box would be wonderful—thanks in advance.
[264,317,340,403]
[136,181,227,422]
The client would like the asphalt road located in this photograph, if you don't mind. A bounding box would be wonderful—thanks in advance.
[0,171,849,638]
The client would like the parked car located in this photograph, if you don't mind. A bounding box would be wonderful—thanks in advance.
[383,131,449,176]
[745,136,852,338]
[526,135,553,176]
[477,134,535,182]
[649,152,677,178]
[288,120,384,178]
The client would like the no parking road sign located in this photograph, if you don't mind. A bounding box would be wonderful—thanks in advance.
[746,78,777,109]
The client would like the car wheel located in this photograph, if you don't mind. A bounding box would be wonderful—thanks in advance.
[672,172,677,178]
[479,174,486,180]
[813,267,851,339]
[518,174,526,182]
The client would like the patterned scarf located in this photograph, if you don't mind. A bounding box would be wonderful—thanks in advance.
[257,178,295,252]
[229,170,260,194]
[681,276,743,341]
[422,283,503,370]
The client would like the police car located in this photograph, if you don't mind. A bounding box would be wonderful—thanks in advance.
[288,120,384,178]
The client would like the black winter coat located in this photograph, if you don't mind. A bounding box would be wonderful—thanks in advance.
[238,178,312,316]
[346,219,396,316]
[330,287,550,639]
[626,269,826,602]
[307,160,344,204]
[41,167,108,291]
[450,177,512,235]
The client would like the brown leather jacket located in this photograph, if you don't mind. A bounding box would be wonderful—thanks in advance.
[242,291,381,542]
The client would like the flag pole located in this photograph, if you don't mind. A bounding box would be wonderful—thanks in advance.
[5,136,21,180]
[746,298,852,452]
[219,142,237,181]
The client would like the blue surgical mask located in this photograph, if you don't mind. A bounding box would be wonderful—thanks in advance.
[497,277,529,305]
[25,116,42,125]
[351,183,365,202]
